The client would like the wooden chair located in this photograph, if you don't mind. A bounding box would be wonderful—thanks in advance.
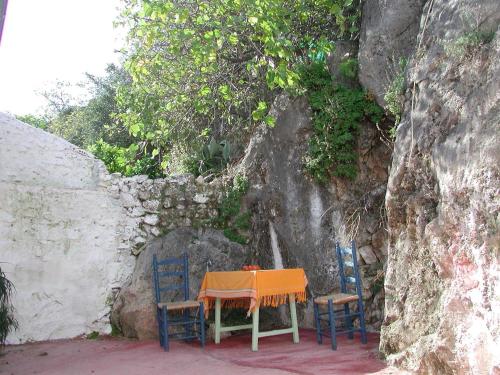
[313,241,367,350]
[152,253,205,351]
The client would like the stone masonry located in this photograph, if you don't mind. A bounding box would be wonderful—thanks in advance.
[108,174,223,257]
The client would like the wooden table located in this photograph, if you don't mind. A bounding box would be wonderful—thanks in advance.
[197,268,307,351]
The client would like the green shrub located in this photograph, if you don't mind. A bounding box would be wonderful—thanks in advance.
[299,62,383,181]
[214,175,251,244]
[117,0,362,173]
[89,140,163,178]
[339,58,358,79]
[185,139,233,178]
[384,57,407,133]
[86,331,99,340]
[445,29,495,59]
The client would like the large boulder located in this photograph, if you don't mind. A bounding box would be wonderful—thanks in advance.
[236,91,392,328]
[381,1,500,373]
[358,0,426,107]
[111,228,247,339]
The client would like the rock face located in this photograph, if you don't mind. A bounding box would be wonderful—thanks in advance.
[380,1,500,373]
[359,0,426,107]
[0,113,135,343]
[236,92,392,328]
[111,228,247,339]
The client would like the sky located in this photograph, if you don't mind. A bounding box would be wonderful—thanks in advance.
[0,0,124,116]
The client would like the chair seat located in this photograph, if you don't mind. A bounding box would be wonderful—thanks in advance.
[158,300,200,311]
[314,293,359,305]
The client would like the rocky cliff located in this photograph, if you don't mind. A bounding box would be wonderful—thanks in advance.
[369,0,500,373]
[235,91,392,328]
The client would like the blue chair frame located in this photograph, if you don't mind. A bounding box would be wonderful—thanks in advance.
[313,240,367,350]
[152,253,205,351]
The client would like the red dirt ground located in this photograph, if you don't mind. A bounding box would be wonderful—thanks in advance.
[0,330,408,375]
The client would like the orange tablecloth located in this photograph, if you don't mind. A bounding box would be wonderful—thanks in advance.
[197,269,308,316]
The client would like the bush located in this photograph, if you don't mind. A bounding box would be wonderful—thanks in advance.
[184,139,233,178]
[299,61,383,181]
[214,175,251,244]
[384,57,407,134]
[445,29,495,59]
[89,140,163,178]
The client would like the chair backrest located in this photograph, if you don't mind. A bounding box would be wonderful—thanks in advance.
[335,241,363,300]
[152,253,190,304]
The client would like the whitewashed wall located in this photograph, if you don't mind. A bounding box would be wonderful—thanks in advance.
[0,113,135,343]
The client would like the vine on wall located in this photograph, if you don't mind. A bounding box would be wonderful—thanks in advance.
[299,61,384,181]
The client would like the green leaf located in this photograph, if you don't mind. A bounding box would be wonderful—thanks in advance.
[264,115,276,127]
[248,16,258,25]
[252,101,268,121]
[129,123,141,136]
[199,86,212,96]
[218,85,231,100]
[228,33,239,45]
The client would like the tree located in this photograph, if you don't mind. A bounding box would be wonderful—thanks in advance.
[117,0,361,172]
[38,65,134,150]
[15,114,49,130]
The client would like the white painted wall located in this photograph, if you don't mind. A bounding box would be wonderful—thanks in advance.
[0,113,134,343]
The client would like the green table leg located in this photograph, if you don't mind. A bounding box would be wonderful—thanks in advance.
[252,305,260,351]
[215,297,221,344]
[289,294,299,343]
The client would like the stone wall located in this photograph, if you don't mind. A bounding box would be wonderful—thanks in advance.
[379,1,500,373]
[0,113,224,343]
[108,174,222,256]
[0,113,134,343]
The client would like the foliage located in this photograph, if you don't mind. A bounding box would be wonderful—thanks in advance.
[338,58,358,78]
[19,64,163,177]
[0,266,17,345]
[110,322,122,337]
[117,0,362,172]
[445,28,495,59]
[41,65,134,150]
[299,61,383,181]
[86,331,100,340]
[16,114,49,130]
[223,228,248,245]
[213,175,251,244]
[89,140,163,178]
[184,138,233,177]
[383,57,407,135]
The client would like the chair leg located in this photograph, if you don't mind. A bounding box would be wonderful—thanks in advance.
[199,303,205,348]
[327,299,337,350]
[358,300,367,344]
[313,302,322,344]
[161,306,169,351]
[183,308,192,341]
[157,308,163,347]
[343,303,354,339]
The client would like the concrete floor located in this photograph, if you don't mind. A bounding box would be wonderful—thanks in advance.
[0,330,408,375]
